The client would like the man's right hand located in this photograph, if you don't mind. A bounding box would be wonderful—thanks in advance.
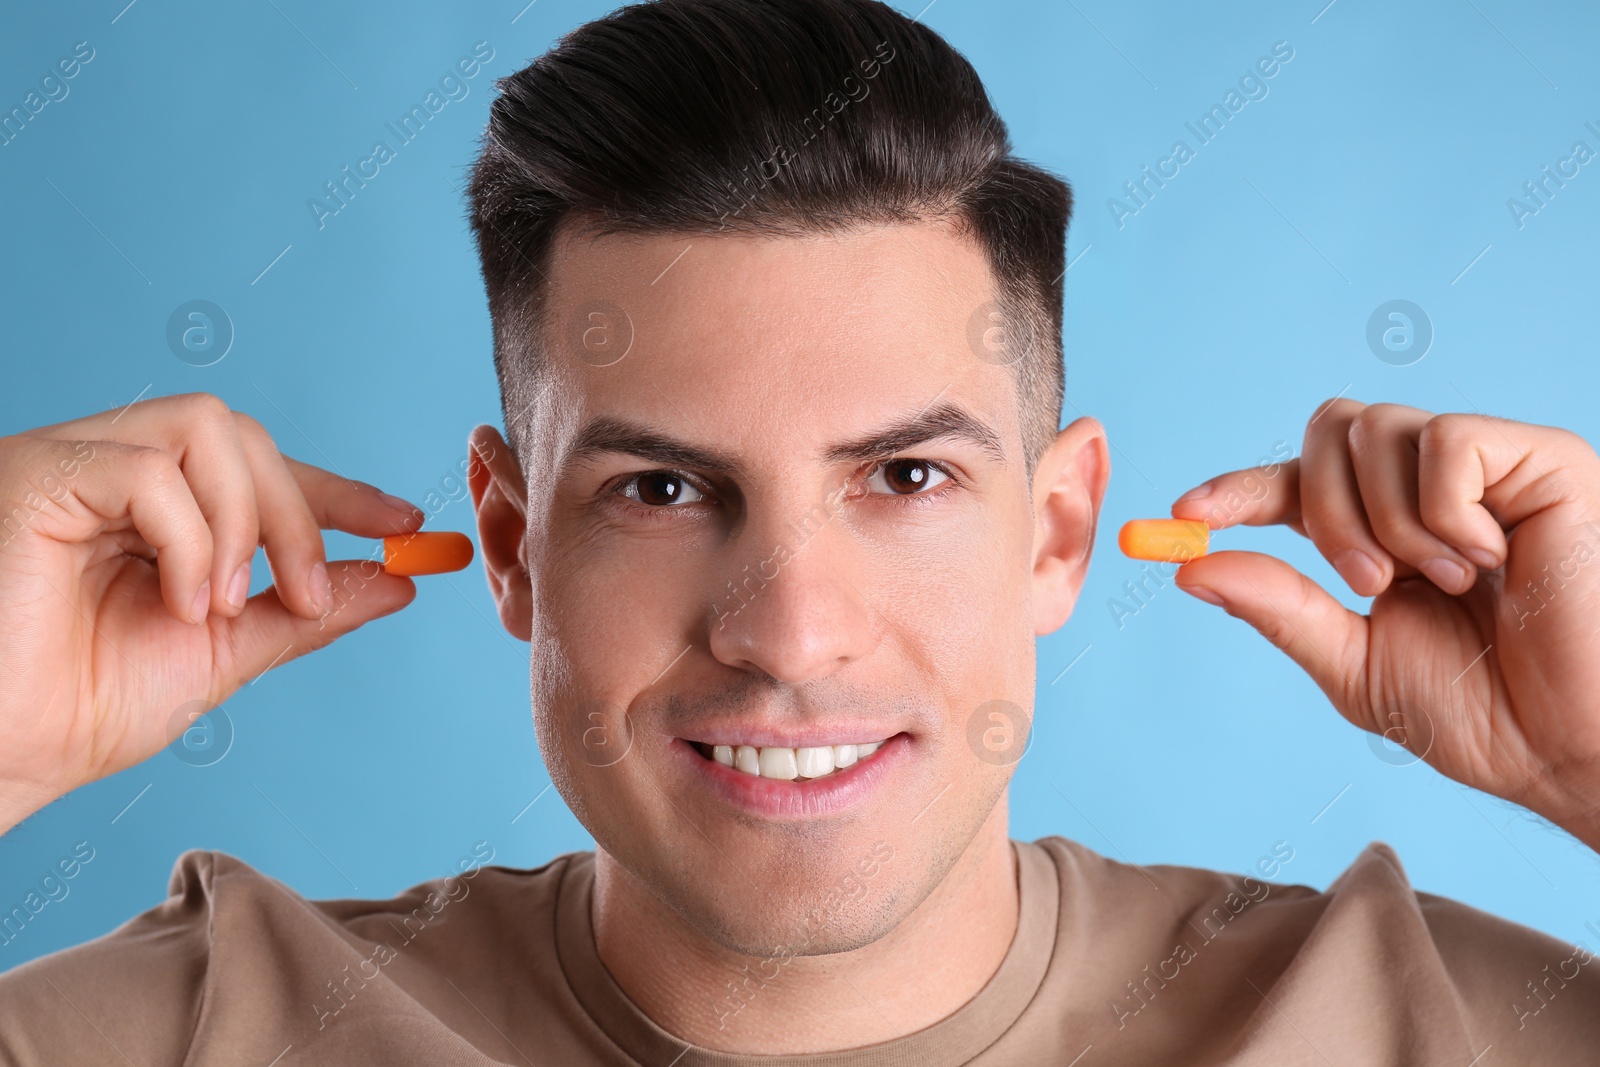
[0,393,423,833]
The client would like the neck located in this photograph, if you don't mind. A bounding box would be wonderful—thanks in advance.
[590,799,1019,1055]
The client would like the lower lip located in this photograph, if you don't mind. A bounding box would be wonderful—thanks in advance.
[668,734,910,819]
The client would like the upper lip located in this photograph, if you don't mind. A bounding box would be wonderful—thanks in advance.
[674,726,905,749]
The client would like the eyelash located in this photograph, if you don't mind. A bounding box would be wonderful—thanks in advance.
[606,459,963,522]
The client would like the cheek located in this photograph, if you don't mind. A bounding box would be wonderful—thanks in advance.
[865,502,1035,696]
[535,522,713,684]
[528,529,710,814]
[528,641,663,842]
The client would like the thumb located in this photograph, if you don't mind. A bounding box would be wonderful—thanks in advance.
[1175,550,1369,715]
[216,559,417,689]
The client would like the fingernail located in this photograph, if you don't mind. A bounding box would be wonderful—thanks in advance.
[226,561,252,609]
[1419,557,1470,592]
[378,492,421,514]
[1173,481,1213,507]
[1183,584,1226,607]
[190,582,211,624]
[310,561,334,613]
[1332,548,1383,595]
[1464,546,1499,570]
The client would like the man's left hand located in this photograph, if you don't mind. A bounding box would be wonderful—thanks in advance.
[1173,399,1600,851]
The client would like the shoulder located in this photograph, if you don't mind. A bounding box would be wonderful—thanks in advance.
[0,847,589,1064]
[1025,833,1322,934]
[1024,835,1600,1056]
[0,849,239,1064]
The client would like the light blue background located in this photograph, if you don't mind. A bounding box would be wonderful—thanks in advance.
[3,0,1599,972]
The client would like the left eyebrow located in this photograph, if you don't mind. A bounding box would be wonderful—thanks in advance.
[822,401,1007,466]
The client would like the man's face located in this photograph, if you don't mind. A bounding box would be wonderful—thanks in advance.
[501,220,1056,954]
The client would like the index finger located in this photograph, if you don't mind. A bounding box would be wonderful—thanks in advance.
[1171,457,1304,534]
[283,456,425,537]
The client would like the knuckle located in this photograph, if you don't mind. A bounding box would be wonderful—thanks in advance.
[1365,508,1427,557]
[123,442,176,478]
[1346,405,1390,450]
[1357,496,1401,539]
[1310,397,1362,432]
[176,391,232,423]
[230,410,264,438]
[268,501,319,548]
[1418,413,1472,455]
[1415,491,1452,530]
[1555,426,1594,461]
[229,517,263,553]
[232,411,278,453]
[1345,422,1373,458]
[1296,493,1346,546]
[159,499,212,557]
[1256,614,1295,651]
[189,523,217,558]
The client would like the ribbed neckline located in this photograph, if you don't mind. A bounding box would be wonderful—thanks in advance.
[553,840,1059,1067]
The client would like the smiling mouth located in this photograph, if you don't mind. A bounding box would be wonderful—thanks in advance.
[688,739,889,781]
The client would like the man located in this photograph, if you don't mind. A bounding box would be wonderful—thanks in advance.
[2,0,1598,1062]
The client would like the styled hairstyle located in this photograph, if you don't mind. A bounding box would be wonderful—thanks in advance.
[469,0,1073,472]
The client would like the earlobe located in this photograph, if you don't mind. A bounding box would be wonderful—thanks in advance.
[468,424,534,641]
[1030,417,1110,636]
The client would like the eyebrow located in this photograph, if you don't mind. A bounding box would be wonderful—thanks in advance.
[562,417,740,475]
[560,401,1007,477]
[823,402,1006,466]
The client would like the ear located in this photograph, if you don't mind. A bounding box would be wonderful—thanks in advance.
[468,425,533,641]
[1030,416,1110,636]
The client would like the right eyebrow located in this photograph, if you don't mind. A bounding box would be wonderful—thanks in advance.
[559,416,744,477]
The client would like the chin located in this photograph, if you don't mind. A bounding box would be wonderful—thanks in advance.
[683,853,912,959]
[597,825,909,956]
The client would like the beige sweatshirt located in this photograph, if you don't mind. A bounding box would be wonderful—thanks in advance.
[0,836,1594,1065]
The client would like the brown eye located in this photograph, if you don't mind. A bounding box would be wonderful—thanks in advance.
[623,471,704,506]
[866,459,949,496]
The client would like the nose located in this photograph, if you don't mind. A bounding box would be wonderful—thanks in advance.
[706,498,878,684]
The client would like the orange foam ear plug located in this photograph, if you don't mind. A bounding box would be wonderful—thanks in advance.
[382,531,475,576]
[1118,519,1209,563]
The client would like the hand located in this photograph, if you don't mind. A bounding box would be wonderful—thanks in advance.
[0,393,422,833]
[1171,399,1600,849]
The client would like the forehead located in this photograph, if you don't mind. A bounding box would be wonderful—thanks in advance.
[530,219,1021,464]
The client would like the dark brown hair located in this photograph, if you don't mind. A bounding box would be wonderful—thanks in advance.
[469,0,1073,470]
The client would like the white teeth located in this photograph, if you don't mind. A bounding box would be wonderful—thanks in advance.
[734,745,761,776]
[796,746,834,778]
[706,739,888,780]
[758,747,799,780]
